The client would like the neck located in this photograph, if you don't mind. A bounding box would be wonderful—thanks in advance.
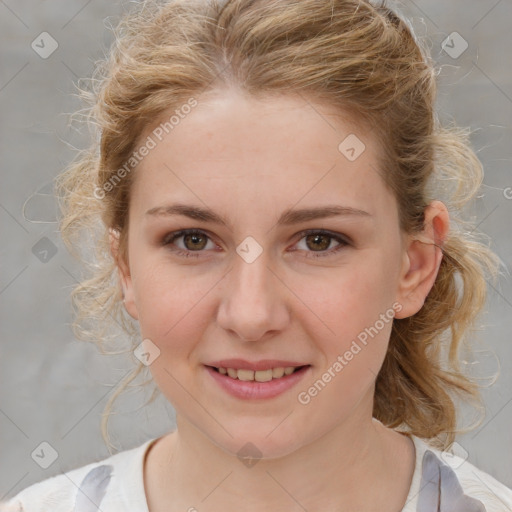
[145,397,415,511]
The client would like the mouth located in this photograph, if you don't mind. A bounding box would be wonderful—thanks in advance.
[204,363,311,400]
[207,365,309,382]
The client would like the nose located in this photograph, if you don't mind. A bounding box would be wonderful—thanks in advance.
[216,251,290,342]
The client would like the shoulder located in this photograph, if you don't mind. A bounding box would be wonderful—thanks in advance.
[0,437,158,512]
[0,461,111,512]
[407,435,512,512]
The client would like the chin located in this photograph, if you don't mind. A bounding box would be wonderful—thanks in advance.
[226,437,303,462]
[205,421,310,462]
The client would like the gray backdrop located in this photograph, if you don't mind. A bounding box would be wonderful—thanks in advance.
[1,0,511,501]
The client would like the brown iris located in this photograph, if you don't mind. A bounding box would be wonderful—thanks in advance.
[183,233,208,251]
[305,233,330,251]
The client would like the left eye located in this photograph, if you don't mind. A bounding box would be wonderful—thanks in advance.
[162,229,350,259]
[293,230,349,258]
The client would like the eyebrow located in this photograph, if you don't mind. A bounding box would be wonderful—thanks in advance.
[145,203,373,228]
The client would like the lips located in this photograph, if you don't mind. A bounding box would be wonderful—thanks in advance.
[205,363,311,399]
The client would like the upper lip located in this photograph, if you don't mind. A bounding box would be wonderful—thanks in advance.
[206,359,309,371]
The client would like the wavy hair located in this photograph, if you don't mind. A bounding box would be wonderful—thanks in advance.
[55,0,502,452]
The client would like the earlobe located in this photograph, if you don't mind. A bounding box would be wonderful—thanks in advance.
[109,228,139,320]
[394,200,450,319]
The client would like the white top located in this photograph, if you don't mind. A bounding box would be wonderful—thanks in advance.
[2,434,512,511]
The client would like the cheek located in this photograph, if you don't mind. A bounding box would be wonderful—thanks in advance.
[295,262,398,405]
[298,271,396,415]
[297,256,396,341]
[132,260,217,345]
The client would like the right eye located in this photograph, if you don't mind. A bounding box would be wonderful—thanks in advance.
[162,229,217,258]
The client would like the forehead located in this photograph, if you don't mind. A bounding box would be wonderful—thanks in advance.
[131,88,395,222]
[145,89,369,161]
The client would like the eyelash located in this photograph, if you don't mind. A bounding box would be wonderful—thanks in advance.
[162,229,350,259]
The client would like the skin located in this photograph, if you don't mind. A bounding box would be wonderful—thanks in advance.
[111,86,450,511]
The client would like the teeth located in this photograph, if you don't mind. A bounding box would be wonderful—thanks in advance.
[254,369,273,382]
[237,369,255,381]
[272,367,285,378]
[216,366,301,381]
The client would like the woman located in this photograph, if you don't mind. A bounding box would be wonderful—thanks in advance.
[3,0,511,510]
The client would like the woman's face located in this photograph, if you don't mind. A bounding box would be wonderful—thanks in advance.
[117,88,418,458]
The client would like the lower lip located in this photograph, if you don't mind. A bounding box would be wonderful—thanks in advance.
[205,365,311,400]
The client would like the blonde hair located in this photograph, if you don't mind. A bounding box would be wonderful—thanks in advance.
[56,0,502,453]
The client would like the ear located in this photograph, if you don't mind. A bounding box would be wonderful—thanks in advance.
[394,200,450,319]
[109,228,139,320]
